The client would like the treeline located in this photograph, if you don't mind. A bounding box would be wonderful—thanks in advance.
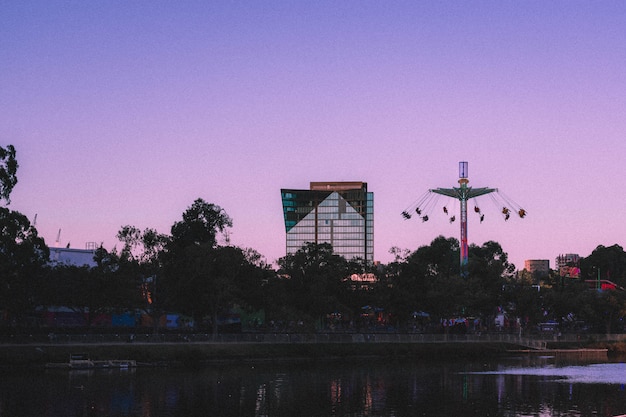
[2,144,626,335]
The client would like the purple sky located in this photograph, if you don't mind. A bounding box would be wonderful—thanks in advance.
[2,2,625,270]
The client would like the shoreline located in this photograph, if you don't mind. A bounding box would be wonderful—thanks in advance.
[0,342,517,368]
[0,340,618,368]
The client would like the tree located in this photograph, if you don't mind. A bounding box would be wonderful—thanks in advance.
[503,284,544,330]
[160,199,240,335]
[117,225,168,265]
[581,244,626,287]
[83,247,142,325]
[41,245,144,326]
[195,245,246,334]
[0,207,49,322]
[0,145,49,323]
[238,247,275,312]
[390,236,460,324]
[384,246,410,282]
[387,237,517,330]
[465,241,515,317]
[163,242,268,336]
[277,242,351,328]
[116,225,169,328]
[170,199,232,249]
[0,145,18,205]
[40,264,92,322]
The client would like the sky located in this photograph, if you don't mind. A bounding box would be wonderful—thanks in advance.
[2,1,625,271]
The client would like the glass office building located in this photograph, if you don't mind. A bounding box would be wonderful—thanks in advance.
[281,182,374,263]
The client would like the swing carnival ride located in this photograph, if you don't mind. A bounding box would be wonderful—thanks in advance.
[401,161,526,278]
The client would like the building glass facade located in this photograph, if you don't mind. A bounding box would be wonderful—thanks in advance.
[281,182,373,263]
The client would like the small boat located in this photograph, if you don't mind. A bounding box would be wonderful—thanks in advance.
[46,353,137,369]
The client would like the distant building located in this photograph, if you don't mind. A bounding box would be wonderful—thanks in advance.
[281,181,374,263]
[556,253,580,278]
[50,243,98,267]
[524,259,550,278]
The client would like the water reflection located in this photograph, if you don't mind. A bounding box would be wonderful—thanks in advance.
[0,356,625,416]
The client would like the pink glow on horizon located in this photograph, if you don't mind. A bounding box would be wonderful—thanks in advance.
[2,2,625,270]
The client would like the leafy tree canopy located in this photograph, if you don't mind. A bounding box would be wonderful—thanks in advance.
[277,242,352,320]
[117,225,168,265]
[0,145,18,205]
[581,244,626,287]
[0,207,49,317]
[0,206,49,270]
[406,235,459,280]
[170,198,232,249]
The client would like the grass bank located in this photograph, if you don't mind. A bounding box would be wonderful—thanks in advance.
[0,341,518,368]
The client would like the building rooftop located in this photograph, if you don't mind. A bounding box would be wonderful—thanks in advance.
[50,247,97,267]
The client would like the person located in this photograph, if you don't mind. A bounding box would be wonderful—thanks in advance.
[422,215,429,222]
[443,207,448,214]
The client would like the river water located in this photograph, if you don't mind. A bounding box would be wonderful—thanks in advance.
[1,354,625,416]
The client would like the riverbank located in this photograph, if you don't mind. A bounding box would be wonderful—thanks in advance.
[0,341,520,368]
[1,337,622,368]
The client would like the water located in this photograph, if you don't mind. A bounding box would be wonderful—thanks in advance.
[1,355,625,416]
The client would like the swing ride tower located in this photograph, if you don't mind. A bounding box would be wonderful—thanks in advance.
[402,161,526,278]
[430,162,496,277]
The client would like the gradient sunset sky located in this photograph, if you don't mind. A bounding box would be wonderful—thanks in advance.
[2,2,625,270]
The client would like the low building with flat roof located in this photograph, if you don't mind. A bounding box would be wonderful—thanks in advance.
[524,259,550,278]
[50,245,97,267]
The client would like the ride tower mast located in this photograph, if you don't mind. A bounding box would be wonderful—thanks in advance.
[429,161,497,278]
[429,162,495,277]
[402,161,526,278]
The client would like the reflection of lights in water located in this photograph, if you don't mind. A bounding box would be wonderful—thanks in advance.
[254,383,266,417]
[462,374,468,400]
[329,378,344,415]
[496,374,505,404]
[274,374,287,407]
[360,375,389,412]
[253,373,289,417]
[330,378,341,407]
[364,375,372,411]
